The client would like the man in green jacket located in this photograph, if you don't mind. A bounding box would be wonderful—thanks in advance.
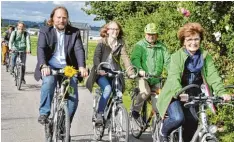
[130,23,171,119]
[9,21,31,84]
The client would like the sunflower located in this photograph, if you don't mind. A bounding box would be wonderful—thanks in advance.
[64,66,78,78]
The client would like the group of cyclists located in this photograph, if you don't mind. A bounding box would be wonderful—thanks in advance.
[2,6,233,142]
[2,21,31,85]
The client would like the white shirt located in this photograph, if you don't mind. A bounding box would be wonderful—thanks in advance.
[48,28,67,68]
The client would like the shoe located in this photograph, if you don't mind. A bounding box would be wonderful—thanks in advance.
[22,79,26,84]
[132,110,140,119]
[38,115,48,125]
[95,113,103,125]
[10,69,14,74]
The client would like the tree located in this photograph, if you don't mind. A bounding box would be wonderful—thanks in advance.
[82,1,161,23]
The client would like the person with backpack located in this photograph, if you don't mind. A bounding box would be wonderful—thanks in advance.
[2,25,15,65]
[9,21,31,84]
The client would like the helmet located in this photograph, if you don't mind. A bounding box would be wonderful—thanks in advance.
[144,23,158,34]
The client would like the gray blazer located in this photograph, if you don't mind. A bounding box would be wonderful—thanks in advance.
[34,25,86,81]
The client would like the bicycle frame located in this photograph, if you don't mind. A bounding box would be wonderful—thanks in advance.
[190,99,218,142]
[98,70,124,126]
[15,51,25,66]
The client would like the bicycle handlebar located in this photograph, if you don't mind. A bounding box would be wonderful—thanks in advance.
[184,94,234,108]
[51,68,81,77]
[96,62,138,78]
[175,84,200,98]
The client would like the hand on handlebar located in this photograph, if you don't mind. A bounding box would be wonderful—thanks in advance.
[97,70,107,76]
[139,70,146,77]
[179,93,189,102]
[221,94,232,102]
[41,65,50,76]
[79,67,89,77]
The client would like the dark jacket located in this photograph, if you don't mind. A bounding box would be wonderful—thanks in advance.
[4,31,12,42]
[34,25,86,81]
[86,38,132,92]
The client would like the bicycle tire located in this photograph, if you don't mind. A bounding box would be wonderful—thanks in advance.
[5,54,9,72]
[109,103,129,142]
[93,92,105,141]
[45,121,52,142]
[6,64,9,72]
[17,65,23,90]
[14,66,18,86]
[200,134,218,142]
[151,113,161,142]
[57,104,70,142]
[170,130,180,142]
[129,89,144,139]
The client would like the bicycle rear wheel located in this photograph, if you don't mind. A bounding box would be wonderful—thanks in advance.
[17,65,23,90]
[109,103,129,142]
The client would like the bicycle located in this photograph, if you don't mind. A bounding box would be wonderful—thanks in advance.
[152,84,234,142]
[44,67,80,142]
[13,51,25,90]
[129,74,165,139]
[92,62,136,142]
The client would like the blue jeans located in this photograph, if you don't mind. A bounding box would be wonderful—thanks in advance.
[39,75,79,122]
[11,52,26,78]
[161,100,198,141]
[97,76,112,113]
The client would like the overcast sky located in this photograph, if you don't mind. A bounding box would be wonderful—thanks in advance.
[1,1,105,27]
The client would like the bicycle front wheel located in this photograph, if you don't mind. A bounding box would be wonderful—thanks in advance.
[129,89,144,139]
[109,103,129,142]
[57,104,70,142]
[17,65,23,90]
[5,54,9,72]
[14,66,18,86]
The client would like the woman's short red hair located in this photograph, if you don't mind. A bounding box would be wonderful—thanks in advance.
[177,22,205,46]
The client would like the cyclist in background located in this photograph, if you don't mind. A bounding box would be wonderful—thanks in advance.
[9,21,31,84]
[130,23,171,120]
[2,25,15,65]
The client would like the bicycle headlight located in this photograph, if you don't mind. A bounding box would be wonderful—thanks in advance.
[208,125,218,134]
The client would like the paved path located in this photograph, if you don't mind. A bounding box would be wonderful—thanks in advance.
[1,55,153,142]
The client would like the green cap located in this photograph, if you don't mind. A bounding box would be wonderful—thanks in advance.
[144,23,158,34]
